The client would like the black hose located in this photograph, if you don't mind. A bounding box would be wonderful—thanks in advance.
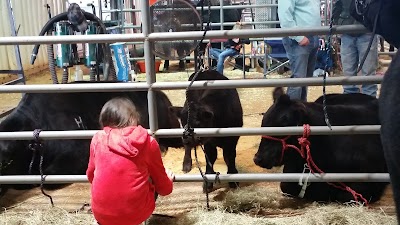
[95,25,102,81]
[30,12,68,65]
[90,66,96,81]
[109,61,117,81]
[62,67,69,84]
[45,4,58,84]
[30,11,115,81]
[46,32,58,84]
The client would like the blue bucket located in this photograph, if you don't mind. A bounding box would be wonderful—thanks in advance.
[110,42,131,82]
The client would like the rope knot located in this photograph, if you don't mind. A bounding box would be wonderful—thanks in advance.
[28,129,43,153]
[183,124,196,144]
[298,137,310,146]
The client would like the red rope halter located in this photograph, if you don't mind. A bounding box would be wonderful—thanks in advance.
[262,124,369,205]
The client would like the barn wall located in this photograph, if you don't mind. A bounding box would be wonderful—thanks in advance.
[0,0,66,74]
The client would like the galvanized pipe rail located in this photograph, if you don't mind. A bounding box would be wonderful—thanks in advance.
[0,76,383,93]
[0,25,368,45]
[0,173,390,184]
[0,125,381,140]
[102,4,278,13]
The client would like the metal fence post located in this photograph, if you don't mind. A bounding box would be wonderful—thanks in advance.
[141,0,159,136]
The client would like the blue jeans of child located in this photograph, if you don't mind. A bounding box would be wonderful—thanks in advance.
[282,36,319,101]
[340,33,378,97]
[209,47,239,74]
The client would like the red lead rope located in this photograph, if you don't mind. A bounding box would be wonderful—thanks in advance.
[262,124,369,206]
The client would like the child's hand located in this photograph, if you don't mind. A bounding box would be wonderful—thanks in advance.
[165,168,175,182]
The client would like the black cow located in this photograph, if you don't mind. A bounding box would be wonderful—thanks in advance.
[162,0,243,71]
[253,87,388,203]
[0,83,182,195]
[174,70,243,192]
[379,51,400,221]
[314,92,377,105]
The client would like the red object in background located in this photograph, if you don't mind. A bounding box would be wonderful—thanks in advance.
[149,0,158,6]
[136,60,161,73]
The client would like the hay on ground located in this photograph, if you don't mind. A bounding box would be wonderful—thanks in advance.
[0,207,95,225]
[176,204,397,225]
[178,185,397,225]
[0,185,397,225]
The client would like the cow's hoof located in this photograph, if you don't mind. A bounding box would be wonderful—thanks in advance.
[182,162,192,173]
[179,61,185,69]
[203,181,214,193]
[229,182,239,189]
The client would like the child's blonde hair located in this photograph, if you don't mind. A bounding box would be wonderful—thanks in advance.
[99,97,141,128]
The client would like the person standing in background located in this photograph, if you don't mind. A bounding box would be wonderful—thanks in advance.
[278,0,321,101]
[332,0,378,97]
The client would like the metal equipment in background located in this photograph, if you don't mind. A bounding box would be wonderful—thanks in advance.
[30,3,116,84]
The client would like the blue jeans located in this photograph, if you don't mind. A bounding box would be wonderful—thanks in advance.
[282,36,319,101]
[341,34,378,97]
[209,48,239,74]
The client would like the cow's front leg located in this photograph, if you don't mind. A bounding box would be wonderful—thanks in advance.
[182,145,193,173]
[222,138,239,189]
[202,143,218,193]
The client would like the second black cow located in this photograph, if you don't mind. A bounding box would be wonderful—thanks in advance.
[0,84,182,196]
[254,88,388,204]
[174,70,243,192]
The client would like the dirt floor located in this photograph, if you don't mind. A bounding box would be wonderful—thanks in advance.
[0,60,395,224]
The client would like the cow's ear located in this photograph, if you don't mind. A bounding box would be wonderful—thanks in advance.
[202,109,214,121]
[276,94,291,105]
[169,106,183,118]
[272,87,285,103]
[293,102,308,123]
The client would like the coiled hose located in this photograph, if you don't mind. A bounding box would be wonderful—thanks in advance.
[90,65,96,81]
[62,67,69,83]
[30,12,116,81]
[94,24,117,81]
[46,31,58,84]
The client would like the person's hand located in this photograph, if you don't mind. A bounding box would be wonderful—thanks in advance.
[235,44,242,51]
[298,37,310,46]
[165,168,175,182]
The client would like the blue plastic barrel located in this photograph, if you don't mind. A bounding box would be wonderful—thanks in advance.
[110,42,131,82]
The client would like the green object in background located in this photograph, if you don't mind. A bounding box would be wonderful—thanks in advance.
[85,21,98,67]
[55,21,71,68]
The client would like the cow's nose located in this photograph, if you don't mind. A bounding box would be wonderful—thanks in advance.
[253,154,261,166]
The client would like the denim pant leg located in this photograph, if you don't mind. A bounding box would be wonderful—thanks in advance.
[341,34,360,94]
[215,48,239,74]
[209,48,222,60]
[302,39,319,100]
[283,37,318,101]
[358,34,378,97]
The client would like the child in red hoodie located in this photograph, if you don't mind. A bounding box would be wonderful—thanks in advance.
[86,97,175,225]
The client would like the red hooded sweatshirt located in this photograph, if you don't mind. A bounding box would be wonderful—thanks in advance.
[86,125,173,225]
